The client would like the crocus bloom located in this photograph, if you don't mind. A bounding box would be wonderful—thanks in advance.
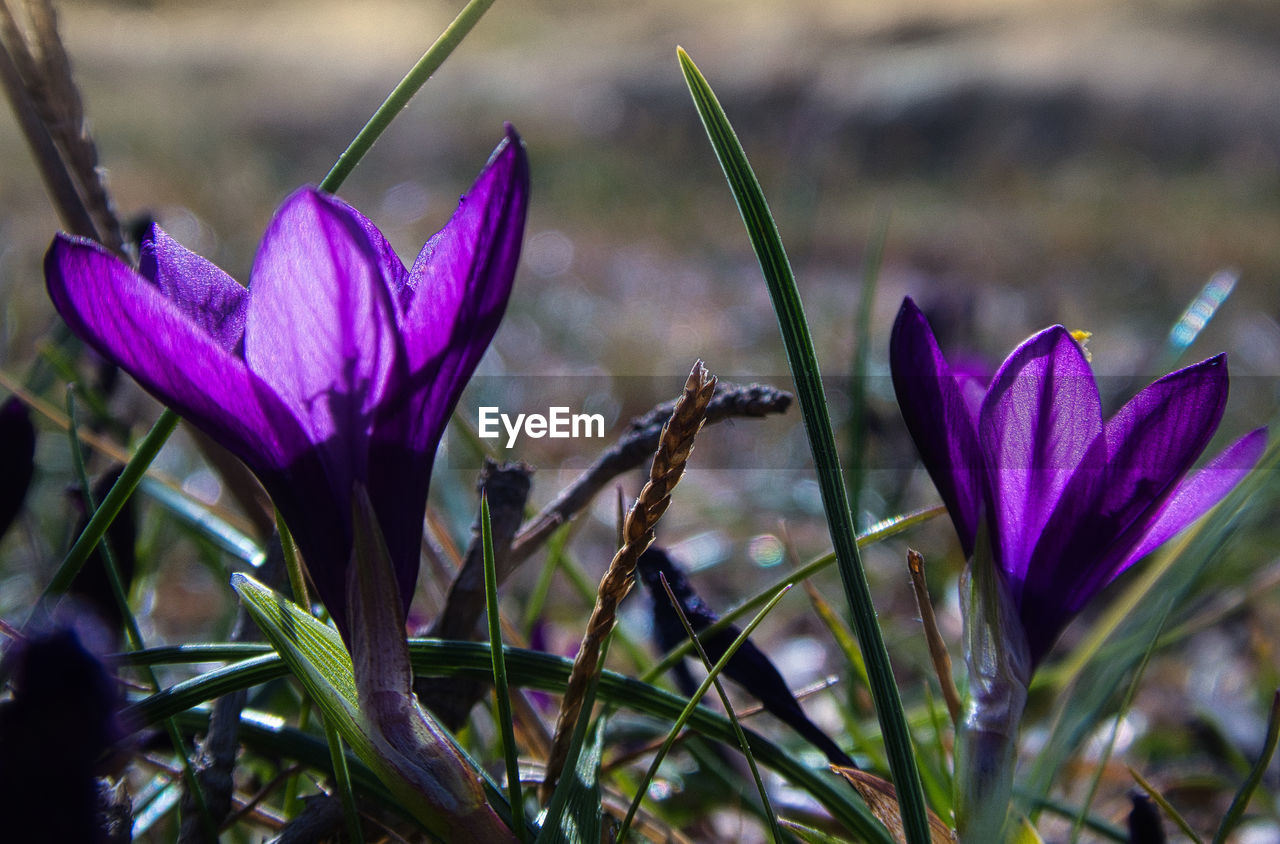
[46,127,529,641]
[890,296,1265,666]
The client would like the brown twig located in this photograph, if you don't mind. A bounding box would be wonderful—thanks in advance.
[541,361,717,799]
[507,381,790,570]
[414,460,533,728]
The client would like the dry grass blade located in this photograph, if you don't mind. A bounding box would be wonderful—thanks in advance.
[832,767,956,844]
[907,549,962,726]
[0,0,122,250]
[541,360,716,799]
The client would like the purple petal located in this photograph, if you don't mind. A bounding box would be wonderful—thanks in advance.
[243,187,406,488]
[980,326,1101,586]
[401,125,530,391]
[1033,355,1229,604]
[1120,426,1266,569]
[45,234,309,476]
[1014,355,1232,664]
[367,127,530,596]
[889,297,984,554]
[139,225,248,352]
[319,192,410,298]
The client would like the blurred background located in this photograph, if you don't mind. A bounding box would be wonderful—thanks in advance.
[3,0,1279,838]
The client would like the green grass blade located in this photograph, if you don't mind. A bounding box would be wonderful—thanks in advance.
[319,0,497,193]
[677,46,929,844]
[1129,767,1203,844]
[483,496,529,841]
[617,584,792,841]
[1213,689,1280,844]
[322,714,366,844]
[126,639,892,842]
[536,640,609,844]
[660,573,783,843]
[641,506,942,684]
[39,407,179,605]
[848,215,888,523]
[137,476,265,568]
[65,391,217,840]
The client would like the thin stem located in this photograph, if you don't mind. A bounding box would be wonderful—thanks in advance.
[482,496,527,841]
[319,0,498,194]
[678,46,930,842]
[39,408,179,607]
[659,572,782,843]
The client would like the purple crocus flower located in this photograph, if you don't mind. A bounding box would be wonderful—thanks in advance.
[45,127,529,641]
[890,296,1265,666]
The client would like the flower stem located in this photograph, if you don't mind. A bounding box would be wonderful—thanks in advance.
[956,527,1030,842]
[319,0,498,194]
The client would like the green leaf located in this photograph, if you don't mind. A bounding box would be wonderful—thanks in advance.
[230,573,506,840]
[127,637,891,843]
[1213,689,1280,844]
[677,45,930,844]
[536,687,607,844]
[40,408,179,605]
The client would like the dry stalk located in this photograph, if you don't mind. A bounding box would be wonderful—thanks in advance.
[907,548,962,726]
[541,361,716,799]
[0,0,123,250]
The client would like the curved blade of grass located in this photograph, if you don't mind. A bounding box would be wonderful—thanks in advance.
[483,496,528,841]
[677,46,928,843]
[1129,767,1203,844]
[319,0,497,193]
[38,407,178,606]
[659,572,783,843]
[1213,689,1280,844]
[1069,618,1163,844]
[322,715,365,844]
[138,476,265,568]
[780,817,856,843]
[617,584,797,842]
[126,639,891,843]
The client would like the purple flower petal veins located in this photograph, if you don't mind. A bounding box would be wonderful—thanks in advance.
[46,127,530,640]
[891,296,1265,665]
